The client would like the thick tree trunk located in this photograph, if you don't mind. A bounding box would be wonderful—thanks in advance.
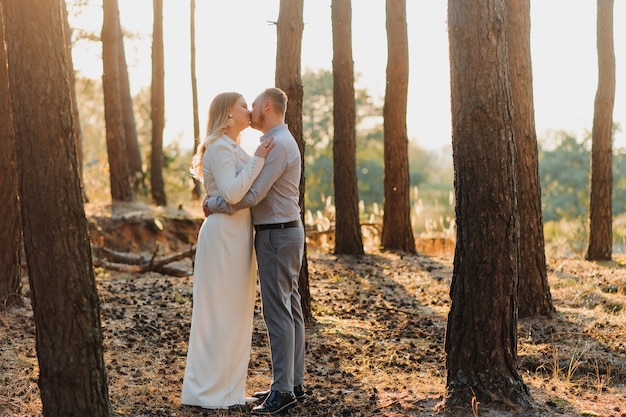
[381,0,416,254]
[151,0,167,206]
[102,0,133,202]
[3,0,111,415]
[506,0,554,318]
[586,0,615,261]
[0,2,23,309]
[275,0,312,321]
[445,0,534,411]
[332,0,363,255]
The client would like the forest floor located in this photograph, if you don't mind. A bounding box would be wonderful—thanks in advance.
[1,202,625,417]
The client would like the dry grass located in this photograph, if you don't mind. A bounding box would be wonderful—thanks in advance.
[1,208,625,416]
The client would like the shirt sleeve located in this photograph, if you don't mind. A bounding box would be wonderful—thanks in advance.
[208,140,264,205]
[207,140,287,213]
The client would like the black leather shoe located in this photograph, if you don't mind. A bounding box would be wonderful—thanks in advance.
[251,391,297,415]
[293,384,307,401]
[253,384,307,401]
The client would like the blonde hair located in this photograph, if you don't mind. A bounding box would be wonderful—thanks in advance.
[190,92,243,181]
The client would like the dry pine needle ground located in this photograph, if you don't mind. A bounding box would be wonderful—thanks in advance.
[1,208,625,416]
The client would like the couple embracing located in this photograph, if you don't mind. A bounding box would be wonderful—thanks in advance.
[181,87,306,415]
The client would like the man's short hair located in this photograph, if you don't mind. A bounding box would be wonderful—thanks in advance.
[263,87,288,115]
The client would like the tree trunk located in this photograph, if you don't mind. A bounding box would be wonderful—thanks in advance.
[381,0,416,254]
[3,0,112,415]
[115,6,143,192]
[151,0,167,206]
[506,0,554,318]
[332,0,363,255]
[189,0,203,199]
[445,0,534,411]
[275,0,312,321]
[0,2,23,309]
[586,0,615,261]
[102,0,133,202]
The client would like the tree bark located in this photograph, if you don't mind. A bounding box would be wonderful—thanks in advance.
[381,0,416,254]
[332,0,364,255]
[0,2,23,309]
[115,6,143,192]
[3,0,111,415]
[102,0,133,202]
[506,0,554,317]
[586,0,615,261]
[151,0,167,206]
[275,0,312,321]
[445,0,534,410]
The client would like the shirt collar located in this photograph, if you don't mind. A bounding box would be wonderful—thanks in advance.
[261,124,288,141]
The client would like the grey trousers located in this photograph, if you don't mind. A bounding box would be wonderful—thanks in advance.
[254,225,305,392]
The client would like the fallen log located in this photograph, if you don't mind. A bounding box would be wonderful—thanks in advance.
[92,245,196,277]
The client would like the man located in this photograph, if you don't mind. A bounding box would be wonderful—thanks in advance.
[203,87,306,415]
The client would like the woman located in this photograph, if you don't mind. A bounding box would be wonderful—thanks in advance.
[181,92,274,409]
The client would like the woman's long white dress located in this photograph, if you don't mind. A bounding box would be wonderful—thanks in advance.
[181,136,263,409]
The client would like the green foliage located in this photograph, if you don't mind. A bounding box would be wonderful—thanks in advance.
[76,76,108,200]
[539,133,591,221]
[160,140,197,208]
[611,146,626,214]
[75,77,195,205]
[538,129,626,222]
[301,68,455,233]
[302,69,334,209]
[538,128,626,255]
[543,217,589,258]
[355,120,384,213]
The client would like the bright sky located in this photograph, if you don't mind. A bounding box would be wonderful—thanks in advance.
[69,1,626,153]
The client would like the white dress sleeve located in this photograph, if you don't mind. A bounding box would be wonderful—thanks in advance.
[206,139,264,205]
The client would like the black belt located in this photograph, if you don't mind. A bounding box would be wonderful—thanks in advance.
[254,220,301,231]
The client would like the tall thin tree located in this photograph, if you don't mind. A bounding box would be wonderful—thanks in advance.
[586,0,615,261]
[3,0,111,414]
[102,0,133,202]
[381,0,416,253]
[190,0,202,199]
[115,5,143,192]
[506,0,554,317]
[275,0,311,321]
[0,2,22,309]
[151,0,166,206]
[332,0,363,255]
[445,0,535,411]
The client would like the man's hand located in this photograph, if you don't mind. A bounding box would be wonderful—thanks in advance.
[202,194,212,217]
